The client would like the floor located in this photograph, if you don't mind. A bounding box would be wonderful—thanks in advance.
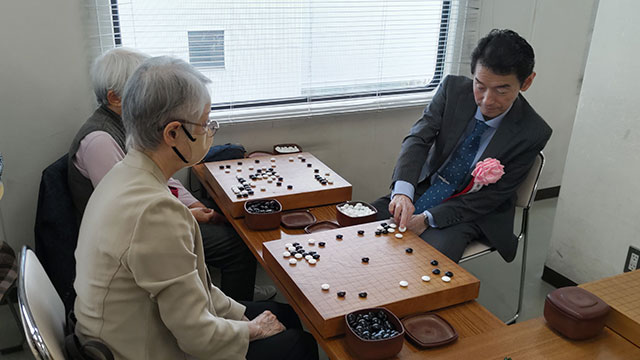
[0,198,558,359]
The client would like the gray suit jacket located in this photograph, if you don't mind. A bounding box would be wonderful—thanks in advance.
[392,75,552,262]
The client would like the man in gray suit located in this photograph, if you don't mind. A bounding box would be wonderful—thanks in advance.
[372,29,552,263]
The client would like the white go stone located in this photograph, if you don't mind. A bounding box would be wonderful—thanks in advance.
[395,233,403,239]
[270,157,276,162]
[321,283,330,290]
[441,276,451,283]
[249,166,254,170]
[260,187,267,192]
[327,179,334,185]
[388,228,395,233]
[284,243,293,248]
[421,275,431,282]
[250,182,257,188]
[289,258,298,265]
[236,167,242,172]
[376,226,385,231]
[399,280,409,287]
[389,223,397,229]
[224,169,231,173]
[308,259,317,265]
[305,255,313,261]
[399,226,407,233]
[283,251,291,258]
[294,253,303,259]
[325,172,331,176]
[289,157,294,162]
[287,246,296,252]
[267,179,273,183]
[262,175,269,179]
[297,154,303,159]
[308,239,315,245]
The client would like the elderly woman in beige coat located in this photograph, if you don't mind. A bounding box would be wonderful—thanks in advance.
[73,56,317,360]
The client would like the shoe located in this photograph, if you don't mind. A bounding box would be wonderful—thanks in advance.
[253,285,277,301]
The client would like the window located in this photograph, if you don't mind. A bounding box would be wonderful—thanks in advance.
[93,0,473,122]
[188,31,225,69]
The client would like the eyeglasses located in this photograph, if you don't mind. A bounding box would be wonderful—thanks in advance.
[160,119,219,137]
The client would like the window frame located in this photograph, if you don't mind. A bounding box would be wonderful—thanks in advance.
[109,0,455,120]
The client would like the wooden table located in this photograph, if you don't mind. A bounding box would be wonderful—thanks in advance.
[195,163,640,358]
[193,163,505,358]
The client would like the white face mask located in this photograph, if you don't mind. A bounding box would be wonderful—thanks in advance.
[172,124,213,166]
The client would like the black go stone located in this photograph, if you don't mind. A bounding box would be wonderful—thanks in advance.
[432,268,441,275]
[242,193,248,198]
[314,169,319,173]
[336,234,343,239]
[337,291,346,298]
[318,242,326,247]
[357,230,365,235]
[257,169,262,173]
[236,194,242,199]
[358,292,368,298]
[219,165,225,169]
[301,158,306,162]
[276,182,282,186]
[225,164,231,169]
[237,161,243,165]
[312,254,320,260]
[430,260,439,266]
[278,177,284,181]
[405,248,413,254]
[287,185,293,189]
[445,271,454,277]
[248,191,254,195]
[307,164,312,168]
[361,257,369,263]
[375,231,381,236]
[381,222,387,227]
[292,242,300,246]
[255,159,260,163]
[382,229,388,234]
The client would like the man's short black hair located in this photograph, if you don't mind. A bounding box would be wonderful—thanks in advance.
[471,29,535,84]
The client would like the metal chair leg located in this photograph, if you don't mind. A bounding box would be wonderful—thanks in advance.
[506,208,530,325]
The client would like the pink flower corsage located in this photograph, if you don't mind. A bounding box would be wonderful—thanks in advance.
[469,158,504,192]
[447,158,505,201]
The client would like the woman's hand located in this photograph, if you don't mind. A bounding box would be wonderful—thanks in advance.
[247,311,285,341]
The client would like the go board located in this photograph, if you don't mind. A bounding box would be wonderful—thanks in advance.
[581,270,640,347]
[203,152,352,218]
[263,221,480,338]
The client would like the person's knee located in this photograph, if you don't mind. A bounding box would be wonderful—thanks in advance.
[283,330,318,360]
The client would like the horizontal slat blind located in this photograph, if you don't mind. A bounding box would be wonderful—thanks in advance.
[88,0,477,123]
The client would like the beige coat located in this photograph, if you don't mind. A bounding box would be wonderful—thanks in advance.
[74,149,250,360]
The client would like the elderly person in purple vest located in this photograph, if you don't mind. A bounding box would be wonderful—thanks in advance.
[68,48,274,301]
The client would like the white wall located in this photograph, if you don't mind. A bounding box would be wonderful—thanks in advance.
[0,0,596,252]
[545,0,640,283]
[0,1,94,249]
[471,0,598,189]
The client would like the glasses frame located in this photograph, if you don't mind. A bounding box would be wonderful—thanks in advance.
[159,119,219,137]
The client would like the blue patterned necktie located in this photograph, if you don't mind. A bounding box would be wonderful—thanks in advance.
[414,119,489,214]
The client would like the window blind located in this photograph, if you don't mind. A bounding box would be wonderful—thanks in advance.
[88,0,478,123]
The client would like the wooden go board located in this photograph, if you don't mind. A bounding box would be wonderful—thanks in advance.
[263,221,480,338]
[581,270,640,347]
[202,152,352,218]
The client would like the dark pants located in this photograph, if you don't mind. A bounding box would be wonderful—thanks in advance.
[198,197,257,301]
[242,301,319,360]
[371,195,484,263]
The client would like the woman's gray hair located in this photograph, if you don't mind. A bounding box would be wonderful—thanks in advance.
[91,47,150,105]
[122,56,211,151]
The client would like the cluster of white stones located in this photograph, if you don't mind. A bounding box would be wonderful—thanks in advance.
[275,145,299,153]
[338,202,375,217]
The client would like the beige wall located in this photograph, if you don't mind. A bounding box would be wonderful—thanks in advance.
[0,1,94,249]
[546,0,640,283]
[1,0,596,252]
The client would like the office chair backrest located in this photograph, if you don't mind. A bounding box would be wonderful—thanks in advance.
[18,246,67,359]
[515,152,545,210]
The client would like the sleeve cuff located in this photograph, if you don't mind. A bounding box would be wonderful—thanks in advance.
[391,180,415,201]
[423,211,437,228]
